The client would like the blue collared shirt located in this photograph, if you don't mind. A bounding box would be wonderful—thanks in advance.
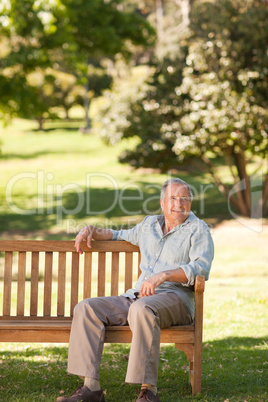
[111,211,214,318]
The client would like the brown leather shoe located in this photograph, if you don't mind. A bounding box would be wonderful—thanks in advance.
[136,389,160,402]
[57,385,105,402]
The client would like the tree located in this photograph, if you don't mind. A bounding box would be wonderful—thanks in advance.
[0,0,155,127]
[55,0,156,129]
[100,0,268,217]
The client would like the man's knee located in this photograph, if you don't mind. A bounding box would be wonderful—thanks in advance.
[128,299,158,326]
[73,298,96,319]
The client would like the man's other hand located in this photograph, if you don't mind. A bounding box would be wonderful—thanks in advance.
[139,272,166,297]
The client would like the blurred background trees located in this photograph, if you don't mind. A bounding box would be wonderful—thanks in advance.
[0,0,155,128]
[0,0,267,217]
[99,0,268,217]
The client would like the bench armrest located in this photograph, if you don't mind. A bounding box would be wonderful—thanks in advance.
[194,275,205,293]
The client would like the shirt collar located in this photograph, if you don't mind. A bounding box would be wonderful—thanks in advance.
[182,211,198,225]
[156,211,198,232]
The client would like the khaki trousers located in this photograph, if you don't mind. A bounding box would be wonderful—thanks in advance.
[67,293,192,386]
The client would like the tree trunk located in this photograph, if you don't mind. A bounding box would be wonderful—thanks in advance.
[262,171,268,215]
[232,148,251,216]
[65,107,70,120]
[81,80,92,134]
[200,153,251,217]
[198,149,266,219]
[37,117,44,131]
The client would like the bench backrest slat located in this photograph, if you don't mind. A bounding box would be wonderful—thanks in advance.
[17,251,26,316]
[44,252,53,317]
[30,252,39,316]
[84,253,92,299]
[71,252,80,316]
[111,252,119,296]
[125,252,133,293]
[57,252,66,317]
[0,240,140,318]
[3,252,13,316]
[98,252,106,297]
[138,254,142,277]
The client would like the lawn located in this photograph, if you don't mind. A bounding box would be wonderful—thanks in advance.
[0,119,267,401]
[0,118,228,239]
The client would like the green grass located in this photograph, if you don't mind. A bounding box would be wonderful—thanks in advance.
[1,339,267,402]
[0,274,267,401]
[0,118,267,401]
[0,118,229,239]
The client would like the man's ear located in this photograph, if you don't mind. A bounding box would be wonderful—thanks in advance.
[160,199,164,211]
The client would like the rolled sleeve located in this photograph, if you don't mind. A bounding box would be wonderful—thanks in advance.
[110,229,119,240]
[179,223,214,286]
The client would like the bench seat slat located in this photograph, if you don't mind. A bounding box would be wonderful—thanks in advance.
[0,317,194,344]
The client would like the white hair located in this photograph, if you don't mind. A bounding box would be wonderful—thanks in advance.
[160,178,193,202]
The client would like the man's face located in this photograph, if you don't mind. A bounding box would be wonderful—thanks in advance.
[160,183,192,225]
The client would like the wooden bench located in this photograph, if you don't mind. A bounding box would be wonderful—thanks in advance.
[0,240,205,395]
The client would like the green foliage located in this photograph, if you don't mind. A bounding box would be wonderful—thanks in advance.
[100,0,268,217]
[118,53,189,171]
[0,0,155,125]
[59,0,155,58]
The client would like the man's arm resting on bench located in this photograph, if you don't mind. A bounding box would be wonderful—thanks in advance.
[75,225,113,254]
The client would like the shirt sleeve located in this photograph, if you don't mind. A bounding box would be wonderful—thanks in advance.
[179,221,214,286]
[110,217,148,245]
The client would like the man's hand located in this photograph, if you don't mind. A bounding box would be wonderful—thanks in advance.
[74,225,113,254]
[139,268,188,297]
[74,226,93,254]
[139,272,166,297]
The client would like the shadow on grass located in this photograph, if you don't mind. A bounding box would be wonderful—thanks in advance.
[28,118,85,134]
[0,336,267,401]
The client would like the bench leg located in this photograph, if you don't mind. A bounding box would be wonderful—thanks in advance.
[191,352,202,395]
[175,344,196,393]
[189,361,193,385]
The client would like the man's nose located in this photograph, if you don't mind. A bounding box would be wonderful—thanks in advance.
[174,198,183,205]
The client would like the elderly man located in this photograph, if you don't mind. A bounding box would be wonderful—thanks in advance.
[58,178,214,402]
